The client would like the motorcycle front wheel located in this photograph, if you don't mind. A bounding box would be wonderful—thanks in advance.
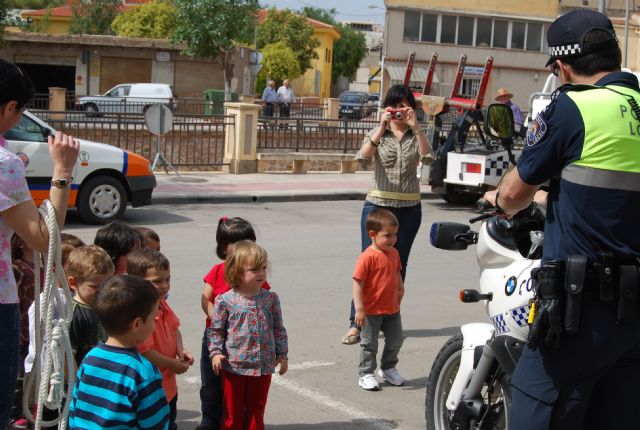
[425,333,510,430]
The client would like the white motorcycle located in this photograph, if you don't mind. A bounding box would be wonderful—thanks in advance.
[425,104,545,430]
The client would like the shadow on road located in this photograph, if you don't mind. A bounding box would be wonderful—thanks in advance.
[403,327,459,338]
[266,419,399,429]
[63,207,194,228]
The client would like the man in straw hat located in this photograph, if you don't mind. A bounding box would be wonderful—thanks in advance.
[495,87,522,125]
[484,8,640,430]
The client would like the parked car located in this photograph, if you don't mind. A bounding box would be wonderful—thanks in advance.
[3,111,157,224]
[339,91,372,119]
[76,83,177,116]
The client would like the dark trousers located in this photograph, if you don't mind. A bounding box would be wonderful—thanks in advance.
[262,103,274,117]
[221,370,271,430]
[0,304,20,429]
[349,202,422,328]
[169,395,178,430]
[510,299,640,430]
[200,330,222,429]
[279,103,290,118]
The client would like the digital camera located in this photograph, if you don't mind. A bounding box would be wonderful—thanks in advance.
[388,109,405,120]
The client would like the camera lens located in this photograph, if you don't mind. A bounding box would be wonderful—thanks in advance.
[394,111,404,119]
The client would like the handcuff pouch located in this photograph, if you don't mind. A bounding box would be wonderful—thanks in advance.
[564,255,586,333]
[617,265,639,324]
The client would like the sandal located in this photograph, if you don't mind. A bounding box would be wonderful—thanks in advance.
[341,329,361,345]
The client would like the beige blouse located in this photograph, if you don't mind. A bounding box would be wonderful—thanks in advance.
[356,127,422,208]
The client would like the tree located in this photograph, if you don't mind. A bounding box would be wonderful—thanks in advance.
[173,0,259,101]
[69,0,122,35]
[261,41,300,83]
[300,7,367,84]
[332,24,366,83]
[256,8,319,75]
[300,6,336,25]
[112,0,176,39]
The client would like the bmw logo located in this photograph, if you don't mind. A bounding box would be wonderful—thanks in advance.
[505,276,517,296]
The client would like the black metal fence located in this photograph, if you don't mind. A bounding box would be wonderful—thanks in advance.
[28,92,329,120]
[256,116,446,153]
[32,110,232,169]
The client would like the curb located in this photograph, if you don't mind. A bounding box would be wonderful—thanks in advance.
[152,191,435,205]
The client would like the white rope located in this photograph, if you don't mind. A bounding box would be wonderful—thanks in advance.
[22,200,75,429]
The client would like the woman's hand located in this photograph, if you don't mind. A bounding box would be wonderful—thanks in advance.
[48,132,79,179]
[403,105,419,130]
[378,110,391,131]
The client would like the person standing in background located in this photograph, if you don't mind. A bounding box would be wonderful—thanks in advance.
[495,88,523,125]
[277,79,295,118]
[261,80,277,117]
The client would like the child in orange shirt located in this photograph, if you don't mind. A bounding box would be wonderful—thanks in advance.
[353,208,405,391]
[128,248,193,430]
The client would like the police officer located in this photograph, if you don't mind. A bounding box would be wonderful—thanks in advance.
[483,9,640,430]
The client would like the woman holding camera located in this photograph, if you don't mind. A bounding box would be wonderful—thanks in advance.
[342,84,431,345]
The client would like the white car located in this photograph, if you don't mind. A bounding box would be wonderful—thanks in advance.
[4,111,157,224]
[76,83,177,116]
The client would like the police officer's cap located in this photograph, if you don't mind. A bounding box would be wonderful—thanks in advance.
[545,9,618,67]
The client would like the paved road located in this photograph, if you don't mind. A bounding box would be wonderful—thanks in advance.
[62,199,485,430]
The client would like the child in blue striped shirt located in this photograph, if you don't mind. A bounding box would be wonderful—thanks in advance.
[68,274,169,430]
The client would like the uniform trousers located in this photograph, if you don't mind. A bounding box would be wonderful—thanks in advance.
[510,299,640,430]
[221,370,271,430]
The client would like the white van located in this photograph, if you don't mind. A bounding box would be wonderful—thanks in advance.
[4,111,157,224]
[76,83,177,115]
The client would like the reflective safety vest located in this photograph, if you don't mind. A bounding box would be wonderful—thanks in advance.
[562,85,640,192]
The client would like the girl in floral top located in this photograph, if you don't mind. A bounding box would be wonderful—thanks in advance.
[208,241,287,430]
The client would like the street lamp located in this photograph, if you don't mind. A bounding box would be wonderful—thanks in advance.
[368,4,387,119]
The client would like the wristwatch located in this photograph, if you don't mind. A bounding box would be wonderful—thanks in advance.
[51,178,72,189]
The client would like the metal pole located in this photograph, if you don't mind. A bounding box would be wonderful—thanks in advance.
[599,0,606,14]
[378,9,389,121]
[624,0,629,68]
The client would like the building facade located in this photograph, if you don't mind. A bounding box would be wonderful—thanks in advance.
[1,32,254,98]
[382,0,640,113]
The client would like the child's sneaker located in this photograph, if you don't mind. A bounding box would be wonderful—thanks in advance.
[10,417,29,429]
[358,373,380,391]
[378,367,404,386]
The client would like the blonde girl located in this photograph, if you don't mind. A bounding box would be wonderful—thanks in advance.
[208,241,287,430]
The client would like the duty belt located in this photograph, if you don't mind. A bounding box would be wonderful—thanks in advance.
[533,252,640,327]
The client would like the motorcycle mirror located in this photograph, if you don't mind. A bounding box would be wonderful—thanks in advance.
[430,222,473,251]
[484,103,515,141]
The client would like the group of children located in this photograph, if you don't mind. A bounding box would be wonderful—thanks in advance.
[9,207,404,429]
[9,217,289,430]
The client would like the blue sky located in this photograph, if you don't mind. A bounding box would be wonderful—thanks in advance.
[261,0,387,26]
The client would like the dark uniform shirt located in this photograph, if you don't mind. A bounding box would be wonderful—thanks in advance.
[518,71,640,262]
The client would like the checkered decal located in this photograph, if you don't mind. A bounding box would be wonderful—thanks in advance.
[490,314,509,335]
[484,155,510,178]
[510,305,531,328]
[549,44,581,57]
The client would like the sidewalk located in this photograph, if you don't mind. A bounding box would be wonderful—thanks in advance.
[152,171,433,204]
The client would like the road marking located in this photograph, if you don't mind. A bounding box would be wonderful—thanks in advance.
[272,376,395,430]
[183,376,200,385]
[287,360,335,370]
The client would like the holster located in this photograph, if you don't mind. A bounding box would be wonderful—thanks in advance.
[564,255,587,333]
[534,261,565,299]
[617,265,640,324]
